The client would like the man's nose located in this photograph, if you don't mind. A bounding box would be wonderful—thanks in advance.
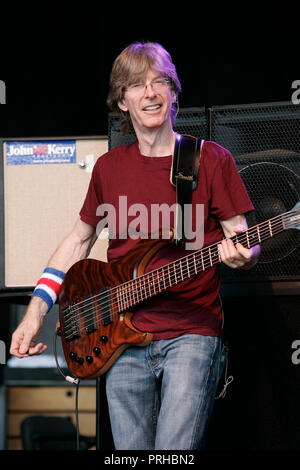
[144,82,156,97]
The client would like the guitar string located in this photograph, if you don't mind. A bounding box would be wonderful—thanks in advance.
[62,214,296,338]
[62,214,293,336]
[62,209,299,322]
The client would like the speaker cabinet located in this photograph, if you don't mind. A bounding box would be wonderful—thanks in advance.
[209,102,300,294]
[0,136,109,292]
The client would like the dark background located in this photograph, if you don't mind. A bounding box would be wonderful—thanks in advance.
[0,8,298,137]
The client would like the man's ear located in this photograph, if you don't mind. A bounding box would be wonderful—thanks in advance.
[118,100,128,112]
[171,91,177,104]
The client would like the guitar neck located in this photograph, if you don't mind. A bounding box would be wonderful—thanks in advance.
[115,208,297,312]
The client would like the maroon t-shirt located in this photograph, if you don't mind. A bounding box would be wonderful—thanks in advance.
[79,140,254,339]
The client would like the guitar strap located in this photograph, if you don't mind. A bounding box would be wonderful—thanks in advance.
[170,134,203,244]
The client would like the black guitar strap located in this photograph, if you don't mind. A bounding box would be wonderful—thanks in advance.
[170,134,203,244]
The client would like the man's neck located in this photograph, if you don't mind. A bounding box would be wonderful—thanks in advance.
[136,126,176,157]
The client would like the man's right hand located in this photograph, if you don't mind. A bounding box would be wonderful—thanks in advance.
[10,297,48,358]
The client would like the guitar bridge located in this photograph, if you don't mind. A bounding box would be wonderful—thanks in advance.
[62,306,81,342]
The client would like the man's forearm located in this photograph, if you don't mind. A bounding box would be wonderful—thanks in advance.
[47,218,97,273]
[30,219,96,315]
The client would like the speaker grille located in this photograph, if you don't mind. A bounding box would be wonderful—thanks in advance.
[210,102,300,282]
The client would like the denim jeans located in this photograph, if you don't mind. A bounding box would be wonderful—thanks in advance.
[105,334,223,450]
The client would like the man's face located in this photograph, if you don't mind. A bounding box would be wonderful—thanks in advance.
[118,68,175,135]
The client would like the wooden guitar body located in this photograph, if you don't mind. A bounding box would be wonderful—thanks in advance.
[59,236,169,379]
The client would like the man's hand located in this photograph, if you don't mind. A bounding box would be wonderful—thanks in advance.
[10,297,48,358]
[218,217,261,270]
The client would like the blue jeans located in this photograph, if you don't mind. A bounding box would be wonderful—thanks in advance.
[105,334,223,450]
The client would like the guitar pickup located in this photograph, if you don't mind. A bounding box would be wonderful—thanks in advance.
[99,287,113,327]
[83,294,97,334]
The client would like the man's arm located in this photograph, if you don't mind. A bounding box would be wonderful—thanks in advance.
[10,218,97,358]
[218,214,261,270]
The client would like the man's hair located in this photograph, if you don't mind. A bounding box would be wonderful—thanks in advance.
[106,42,182,135]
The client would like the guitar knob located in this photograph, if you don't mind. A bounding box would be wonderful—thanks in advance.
[86,356,93,363]
[100,336,108,343]
[69,351,77,360]
[75,356,84,365]
[93,347,101,355]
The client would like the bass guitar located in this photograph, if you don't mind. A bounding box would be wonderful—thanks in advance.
[58,202,300,379]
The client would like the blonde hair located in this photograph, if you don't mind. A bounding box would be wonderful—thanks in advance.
[106,42,182,134]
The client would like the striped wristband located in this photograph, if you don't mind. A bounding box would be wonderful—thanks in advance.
[32,267,65,312]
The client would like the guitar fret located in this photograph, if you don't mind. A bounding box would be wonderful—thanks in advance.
[209,247,213,267]
[180,260,183,280]
[269,220,273,237]
[130,283,134,305]
[257,225,261,243]
[173,264,177,284]
[125,285,129,308]
[157,270,163,292]
[186,258,190,278]
[217,245,221,262]
[143,276,147,300]
[211,246,218,264]
[193,253,197,274]
[118,287,123,311]
[152,272,156,295]
[116,288,120,312]
[147,274,152,298]
[168,265,172,287]
[246,230,250,248]
[127,283,132,308]
[135,278,142,304]
[162,268,167,290]
[121,286,125,309]
[200,251,204,271]
[130,282,135,305]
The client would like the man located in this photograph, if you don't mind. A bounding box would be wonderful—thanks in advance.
[10,42,260,450]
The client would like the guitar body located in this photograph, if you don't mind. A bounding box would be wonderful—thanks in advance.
[59,236,170,379]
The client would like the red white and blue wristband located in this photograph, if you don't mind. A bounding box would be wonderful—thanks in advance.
[32,267,65,312]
